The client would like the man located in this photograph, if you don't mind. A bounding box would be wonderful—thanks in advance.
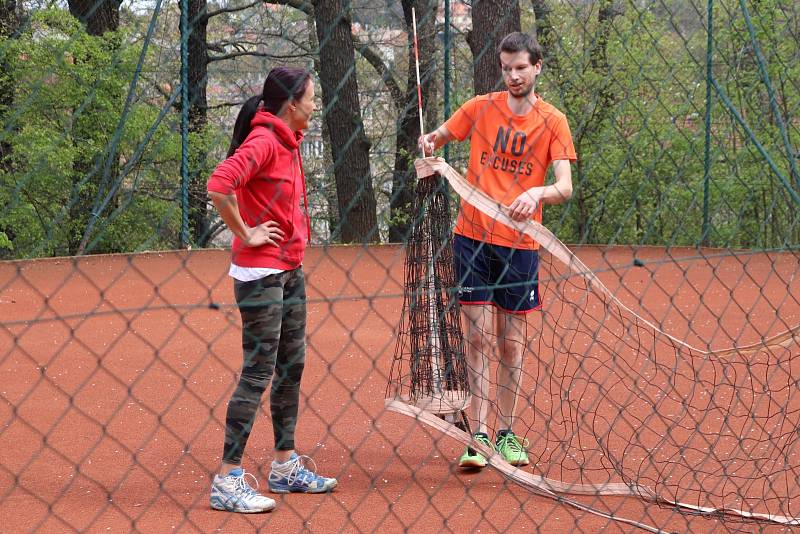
[419,32,576,469]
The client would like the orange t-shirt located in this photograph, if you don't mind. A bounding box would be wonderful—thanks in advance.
[444,91,577,249]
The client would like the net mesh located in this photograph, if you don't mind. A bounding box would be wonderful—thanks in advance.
[405,158,800,524]
[531,249,800,520]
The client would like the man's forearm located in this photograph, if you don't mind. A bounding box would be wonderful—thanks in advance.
[540,182,573,205]
[541,160,573,205]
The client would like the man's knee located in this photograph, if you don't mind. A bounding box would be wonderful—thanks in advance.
[498,341,524,367]
[465,328,494,360]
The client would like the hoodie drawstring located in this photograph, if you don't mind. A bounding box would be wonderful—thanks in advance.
[296,148,312,242]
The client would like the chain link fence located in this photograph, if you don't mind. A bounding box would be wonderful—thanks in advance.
[2,0,800,531]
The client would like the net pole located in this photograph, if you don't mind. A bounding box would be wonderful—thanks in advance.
[412,8,444,395]
[443,0,451,163]
[412,8,425,159]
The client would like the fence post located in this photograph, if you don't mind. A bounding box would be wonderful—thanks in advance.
[702,0,713,247]
[180,0,190,248]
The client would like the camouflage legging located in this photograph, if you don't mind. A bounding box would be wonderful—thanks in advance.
[222,267,306,464]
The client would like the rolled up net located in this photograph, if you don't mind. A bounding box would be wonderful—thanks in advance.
[387,172,470,420]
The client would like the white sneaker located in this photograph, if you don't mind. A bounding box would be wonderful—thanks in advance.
[210,467,276,513]
[268,453,337,494]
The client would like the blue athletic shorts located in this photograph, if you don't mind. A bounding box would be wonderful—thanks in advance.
[452,234,541,313]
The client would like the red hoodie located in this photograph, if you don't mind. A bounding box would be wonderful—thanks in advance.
[207,111,310,270]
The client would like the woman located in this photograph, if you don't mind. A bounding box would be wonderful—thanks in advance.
[207,67,336,514]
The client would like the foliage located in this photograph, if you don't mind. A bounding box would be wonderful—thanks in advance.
[536,0,800,248]
[1,0,798,259]
[0,8,183,258]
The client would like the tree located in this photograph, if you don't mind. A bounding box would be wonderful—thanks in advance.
[0,0,19,255]
[185,1,314,246]
[388,0,438,242]
[313,0,378,242]
[531,0,623,244]
[182,0,211,246]
[65,0,122,254]
[191,0,379,244]
[467,0,520,94]
[0,0,19,174]
[530,0,558,72]
[572,0,621,242]
[2,9,183,257]
[67,0,121,35]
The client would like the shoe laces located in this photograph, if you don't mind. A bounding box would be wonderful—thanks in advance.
[280,455,320,485]
[473,433,494,450]
[497,432,529,453]
[230,470,261,497]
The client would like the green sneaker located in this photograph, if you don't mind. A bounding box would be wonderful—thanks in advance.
[458,433,494,469]
[495,431,530,466]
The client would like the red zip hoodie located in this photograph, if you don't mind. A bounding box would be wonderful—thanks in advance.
[207,111,310,270]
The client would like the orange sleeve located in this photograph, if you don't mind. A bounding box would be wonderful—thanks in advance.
[443,97,478,141]
[548,115,577,162]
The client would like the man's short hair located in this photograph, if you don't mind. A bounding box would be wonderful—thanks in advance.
[498,32,544,67]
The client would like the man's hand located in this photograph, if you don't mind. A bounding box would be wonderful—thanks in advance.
[507,188,545,221]
[418,133,437,156]
[243,220,285,247]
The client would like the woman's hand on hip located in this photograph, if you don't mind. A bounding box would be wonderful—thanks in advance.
[244,220,285,247]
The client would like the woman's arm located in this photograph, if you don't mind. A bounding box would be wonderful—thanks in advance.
[208,191,284,247]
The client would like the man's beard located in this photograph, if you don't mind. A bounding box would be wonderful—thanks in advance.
[508,82,533,98]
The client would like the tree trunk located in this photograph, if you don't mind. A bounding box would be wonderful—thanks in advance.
[589,0,617,115]
[67,0,121,254]
[68,0,121,35]
[313,0,378,243]
[0,0,18,257]
[185,0,211,246]
[0,0,18,175]
[388,0,437,243]
[307,11,340,241]
[575,157,590,242]
[531,0,559,72]
[466,0,520,95]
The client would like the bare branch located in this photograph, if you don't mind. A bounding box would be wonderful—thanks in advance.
[265,0,403,110]
[207,100,252,110]
[206,0,262,20]
[208,50,312,63]
[353,35,403,110]
[265,0,313,16]
[213,38,277,48]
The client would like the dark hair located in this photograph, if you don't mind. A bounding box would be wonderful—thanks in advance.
[226,67,312,157]
[498,32,544,68]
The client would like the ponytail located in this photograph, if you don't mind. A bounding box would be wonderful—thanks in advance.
[226,95,262,158]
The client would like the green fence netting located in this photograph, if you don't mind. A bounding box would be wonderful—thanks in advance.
[1,0,799,532]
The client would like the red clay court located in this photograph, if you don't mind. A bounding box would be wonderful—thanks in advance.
[1,244,799,533]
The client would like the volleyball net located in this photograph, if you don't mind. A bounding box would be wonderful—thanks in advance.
[386,158,800,527]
